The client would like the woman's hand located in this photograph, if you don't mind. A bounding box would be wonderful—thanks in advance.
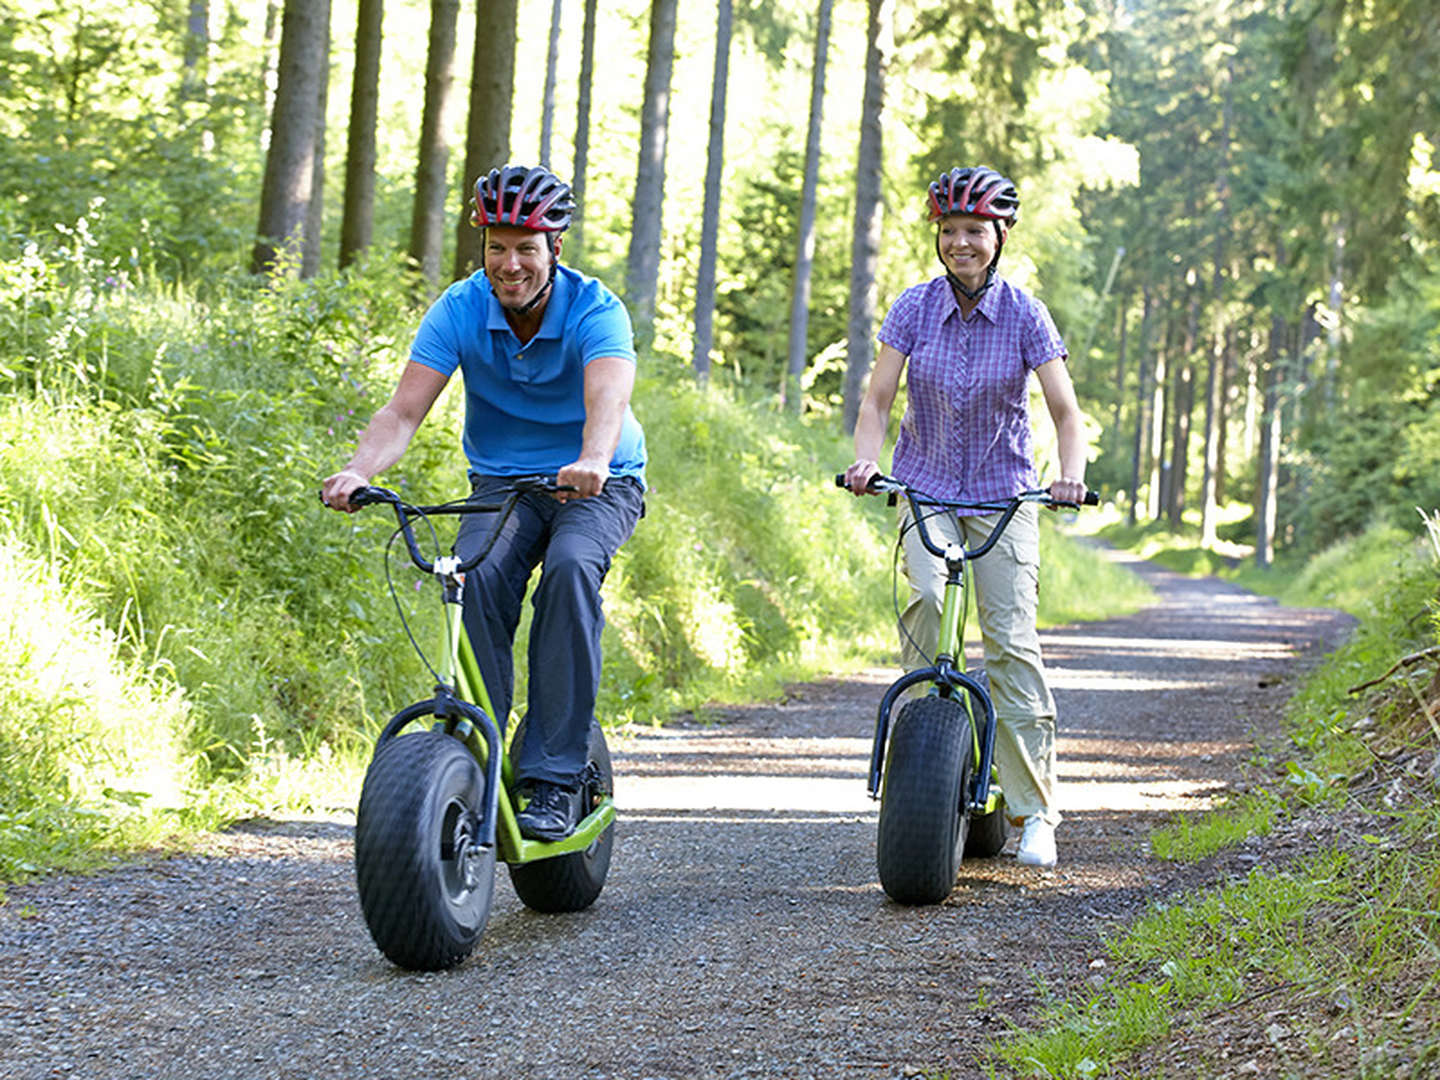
[843,459,881,496]
[1047,476,1088,506]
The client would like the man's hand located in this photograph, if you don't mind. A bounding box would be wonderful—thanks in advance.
[555,457,609,501]
[320,468,369,512]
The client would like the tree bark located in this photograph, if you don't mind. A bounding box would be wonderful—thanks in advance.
[539,0,562,167]
[1255,314,1283,568]
[1127,284,1154,527]
[182,0,209,103]
[1145,292,1168,521]
[568,0,599,258]
[301,0,331,280]
[841,0,893,435]
[453,0,518,280]
[1166,285,1199,526]
[251,0,329,277]
[407,0,460,288]
[784,0,834,412]
[339,0,384,269]
[625,0,679,336]
[692,0,733,383]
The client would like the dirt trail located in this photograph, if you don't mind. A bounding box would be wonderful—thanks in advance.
[0,551,1354,1080]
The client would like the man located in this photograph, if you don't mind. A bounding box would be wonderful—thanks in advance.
[322,164,645,842]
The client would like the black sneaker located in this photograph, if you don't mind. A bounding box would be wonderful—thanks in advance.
[516,781,580,841]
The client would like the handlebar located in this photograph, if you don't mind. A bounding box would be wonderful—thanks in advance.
[834,472,1098,563]
[323,476,573,575]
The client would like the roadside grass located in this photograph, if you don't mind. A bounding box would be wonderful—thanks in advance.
[991,520,1440,1078]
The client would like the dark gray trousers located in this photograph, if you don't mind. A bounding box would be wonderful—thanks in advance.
[455,474,643,788]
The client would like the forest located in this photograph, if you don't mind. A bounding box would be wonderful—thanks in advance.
[1,0,1437,850]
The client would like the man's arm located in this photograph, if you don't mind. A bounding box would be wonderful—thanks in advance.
[321,362,451,511]
[556,355,635,499]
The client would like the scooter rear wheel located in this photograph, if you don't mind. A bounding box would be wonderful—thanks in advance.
[875,696,973,904]
[354,729,496,970]
[506,718,615,913]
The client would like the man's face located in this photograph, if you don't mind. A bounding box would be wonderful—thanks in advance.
[484,225,558,310]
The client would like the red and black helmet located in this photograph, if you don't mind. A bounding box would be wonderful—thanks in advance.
[471,164,575,231]
[926,166,1020,225]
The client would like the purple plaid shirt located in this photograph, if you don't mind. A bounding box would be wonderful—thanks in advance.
[879,275,1067,503]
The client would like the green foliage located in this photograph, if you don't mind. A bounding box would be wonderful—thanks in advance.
[598,363,895,718]
[0,0,266,277]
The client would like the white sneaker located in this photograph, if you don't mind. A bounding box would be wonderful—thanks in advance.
[1016,814,1057,868]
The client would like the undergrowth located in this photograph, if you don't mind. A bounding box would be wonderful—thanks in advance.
[995,519,1440,1078]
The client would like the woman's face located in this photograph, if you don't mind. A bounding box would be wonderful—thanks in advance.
[936,213,1001,289]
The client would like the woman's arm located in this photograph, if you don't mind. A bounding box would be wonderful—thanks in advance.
[844,342,907,494]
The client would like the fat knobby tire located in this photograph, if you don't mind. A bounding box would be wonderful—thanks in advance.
[876,696,973,904]
[507,718,615,913]
[354,729,496,971]
[963,797,1009,858]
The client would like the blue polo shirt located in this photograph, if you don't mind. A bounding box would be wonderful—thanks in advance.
[410,265,647,483]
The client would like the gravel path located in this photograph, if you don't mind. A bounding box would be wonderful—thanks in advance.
[0,551,1354,1080]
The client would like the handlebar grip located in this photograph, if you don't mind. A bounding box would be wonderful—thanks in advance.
[346,486,388,507]
[1083,490,1099,506]
[835,472,885,493]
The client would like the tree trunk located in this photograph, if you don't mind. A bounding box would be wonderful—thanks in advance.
[407,0,460,288]
[1214,326,1234,505]
[261,0,282,129]
[1166,286,1199,526]
[453,0,518,280]
[692,0,733,384]
[1199,329,1224,546]
[251,0,329,276]
[1145,296,1168,521]
[1200,55,1233,545]
[841,0,893,435]
[539,0,562,166]
[1111,288,1129,435]
[569,0,598,259]
[1255,314,1283,568]
[1127,285,1154,527]
[301,0,331,280]
[339,0,384,269]
[784,0,834,412]
[182,0,209,102]
[625,0,679,336]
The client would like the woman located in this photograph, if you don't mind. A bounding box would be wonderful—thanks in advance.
[843,165,1088,870]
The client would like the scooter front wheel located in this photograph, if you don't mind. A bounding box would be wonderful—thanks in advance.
[875,696,973,904]
[354,729,496,970]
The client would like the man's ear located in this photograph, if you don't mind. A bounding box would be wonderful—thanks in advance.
[552,233,564,262]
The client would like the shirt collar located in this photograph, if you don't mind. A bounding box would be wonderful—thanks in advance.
[940,274,1002,325]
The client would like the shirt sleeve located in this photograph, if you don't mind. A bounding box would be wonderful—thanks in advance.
[877,285,921,356]
[409,291,464,377]
[575,288,638,365]
[1021,294,1067,371]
